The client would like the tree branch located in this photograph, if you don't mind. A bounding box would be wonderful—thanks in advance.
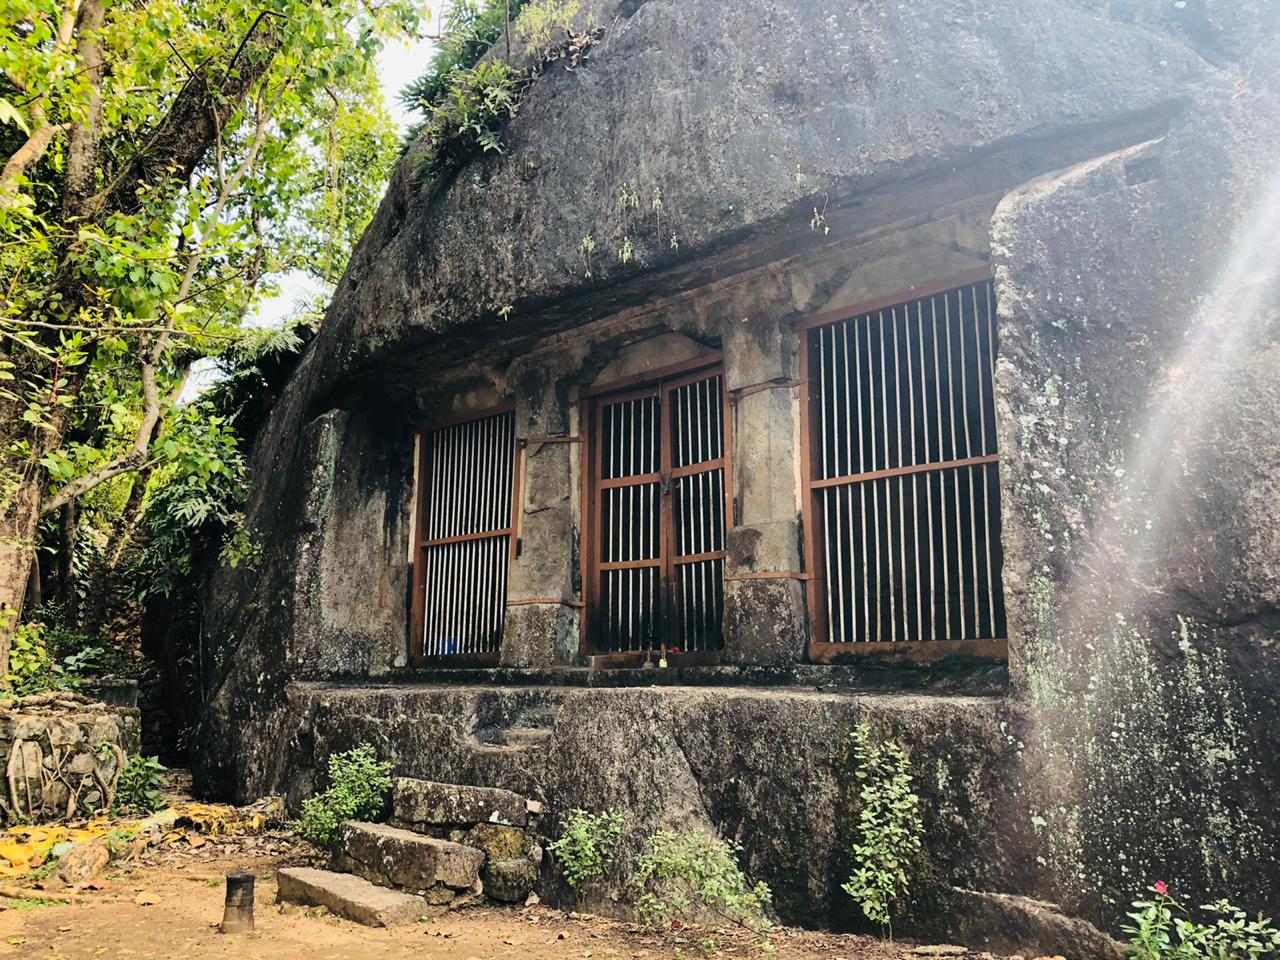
[39,347,162,518]
[85,15,283,220]
[0,117,71,209]
[0,0,83,208]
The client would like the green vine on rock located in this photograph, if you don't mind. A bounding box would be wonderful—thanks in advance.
[842,723,923,936]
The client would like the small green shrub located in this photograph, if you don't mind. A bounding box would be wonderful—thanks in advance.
[418,59,522,179]
[1125,883,1280,959]
[5,621,106,694]
[290,744,392,848]
[113,755,168,815]
[632,829,773,938]
[841,723,922,934]
[515,0,580,57]
[6,622,59,692]
[549,808,624,887]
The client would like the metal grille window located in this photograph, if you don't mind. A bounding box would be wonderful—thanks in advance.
[585,363,728,655]
[800,277,1006,652]
[411,409,518,662]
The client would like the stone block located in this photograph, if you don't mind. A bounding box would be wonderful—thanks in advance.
[47,718,83,748]
[722,577,807,665]
[86,716,119,744]
[459,823,529,862]
[333,821,483,894]
[731,388,798,529]
[482,858,538,903]
[275,867,428,927]
[392,778,527,829]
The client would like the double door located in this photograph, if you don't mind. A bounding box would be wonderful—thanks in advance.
[586,365,729,654]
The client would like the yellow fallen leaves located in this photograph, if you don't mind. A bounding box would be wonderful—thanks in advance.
[0,797,282,880]
[170,800,269,837]
[0,819,137,878]
[157,798,280,847]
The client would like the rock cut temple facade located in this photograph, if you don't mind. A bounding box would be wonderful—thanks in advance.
[190,2,1280,954]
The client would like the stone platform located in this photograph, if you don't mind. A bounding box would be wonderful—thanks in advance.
[255,682,1028,938]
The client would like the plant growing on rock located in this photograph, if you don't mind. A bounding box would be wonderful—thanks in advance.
[113,755,168,815]
[401,0,531,124]
[515,0,581,58]
[403,0,602,186]
[841,723,922,935]
[4,620,104,695]
[418,59,523,179]
[632,829,773,942]
[1125,882,1280,959]
[549,808,624,888]
[290,744,392,848]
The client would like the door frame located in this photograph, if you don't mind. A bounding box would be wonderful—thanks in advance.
[579,353,732,664]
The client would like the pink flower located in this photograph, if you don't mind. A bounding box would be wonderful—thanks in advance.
[1154,881,1168,896]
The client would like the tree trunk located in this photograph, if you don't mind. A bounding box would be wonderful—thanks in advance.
[59,502,76,624]
[0,484,42,670]
[61,0,104,218]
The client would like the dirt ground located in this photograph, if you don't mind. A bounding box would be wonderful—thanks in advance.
[0,848,999,960]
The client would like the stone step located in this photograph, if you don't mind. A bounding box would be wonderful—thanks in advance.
[393,777,528,830]
[333,820,484,898]
[275,867,428,927]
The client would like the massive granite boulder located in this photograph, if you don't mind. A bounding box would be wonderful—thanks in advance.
[190,0,1280,949]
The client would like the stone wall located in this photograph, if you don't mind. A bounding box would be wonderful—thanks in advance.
[0,694,141,822]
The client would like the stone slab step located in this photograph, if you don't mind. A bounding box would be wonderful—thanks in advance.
[333,820,484,895]
[393,777,527,829]
[276,866,428,927]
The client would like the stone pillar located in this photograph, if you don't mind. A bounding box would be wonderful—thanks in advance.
[501,368,580,667]
[721,316,808,665]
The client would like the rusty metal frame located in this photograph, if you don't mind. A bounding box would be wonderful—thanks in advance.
[580,354,732,663]
[409,403,519,669]
[796,273,1006,664]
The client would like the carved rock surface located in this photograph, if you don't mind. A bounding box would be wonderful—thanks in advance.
[186,0,1280,954]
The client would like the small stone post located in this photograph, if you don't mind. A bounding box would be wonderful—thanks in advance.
[219,870,255,933]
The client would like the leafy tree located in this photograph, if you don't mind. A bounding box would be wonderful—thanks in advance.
[0,0,427,672]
